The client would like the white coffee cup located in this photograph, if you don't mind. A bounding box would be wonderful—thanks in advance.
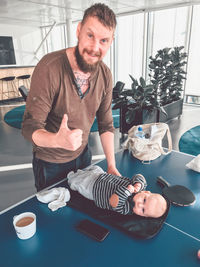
[13,212,36,240]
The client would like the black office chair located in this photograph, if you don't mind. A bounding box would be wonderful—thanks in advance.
[18,85,29,101]
[112,81,125,99]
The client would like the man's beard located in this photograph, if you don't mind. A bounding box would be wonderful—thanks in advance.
[75,45,101,73]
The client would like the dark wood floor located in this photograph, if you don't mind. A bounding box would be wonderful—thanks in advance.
[0,102,199,212]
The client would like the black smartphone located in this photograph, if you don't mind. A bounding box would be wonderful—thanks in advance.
[76,219,110,242]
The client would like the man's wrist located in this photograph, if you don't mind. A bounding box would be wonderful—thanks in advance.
[32,129,58,148]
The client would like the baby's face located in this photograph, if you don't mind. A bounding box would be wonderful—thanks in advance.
[132,191,167,218]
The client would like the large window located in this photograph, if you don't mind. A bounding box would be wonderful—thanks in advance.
[185,5,200,103]
[114,7,189,89]
[115,13,145,88]
[145,7,189,90]
[46,25,66,52]
[41,21,79,55]
[150,7,188,56]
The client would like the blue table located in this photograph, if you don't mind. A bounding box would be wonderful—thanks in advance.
[1,150,200,267]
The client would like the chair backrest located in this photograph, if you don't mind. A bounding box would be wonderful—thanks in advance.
[18,85,28,101]
[113,81,125,99]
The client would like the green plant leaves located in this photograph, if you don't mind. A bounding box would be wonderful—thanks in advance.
[139,77,146,88]
[112,46,187,124]
[149,46,187,105]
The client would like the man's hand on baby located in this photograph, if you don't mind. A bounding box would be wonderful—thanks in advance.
[107,165,121,176]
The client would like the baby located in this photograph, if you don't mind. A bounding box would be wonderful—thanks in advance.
[67,165,167,218]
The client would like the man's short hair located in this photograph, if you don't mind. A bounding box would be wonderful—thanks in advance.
[82,3,117,30]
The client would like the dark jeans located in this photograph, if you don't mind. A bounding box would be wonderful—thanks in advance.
[32,145,92,192]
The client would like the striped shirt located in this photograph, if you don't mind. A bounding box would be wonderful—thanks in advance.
[92,173,146,215]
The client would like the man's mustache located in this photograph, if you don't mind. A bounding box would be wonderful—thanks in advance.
[83,49,101,58]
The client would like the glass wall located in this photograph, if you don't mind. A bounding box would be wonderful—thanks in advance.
[45,25,66,53]
[184,5,200,104]
[146,6,189,95]
[114,7,189,89]
[150,7,188,56]
[115,13,145,88]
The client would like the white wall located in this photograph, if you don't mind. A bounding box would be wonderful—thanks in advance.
[0,24,44,66]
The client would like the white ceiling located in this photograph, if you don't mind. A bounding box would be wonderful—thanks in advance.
[0,0,200,27]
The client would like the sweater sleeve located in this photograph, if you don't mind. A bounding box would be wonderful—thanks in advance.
[111,185,132,215]
[96,66,115,135]
[21,59,56,143]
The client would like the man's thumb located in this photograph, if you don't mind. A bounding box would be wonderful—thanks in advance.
[60,114,69,130]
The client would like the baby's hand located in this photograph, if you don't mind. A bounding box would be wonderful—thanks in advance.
[127,184,135,194]
[133,182,142,193]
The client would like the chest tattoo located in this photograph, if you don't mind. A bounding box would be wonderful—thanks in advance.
[74,71,90,94]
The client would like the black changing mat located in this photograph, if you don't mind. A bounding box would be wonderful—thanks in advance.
[66,184,171,240]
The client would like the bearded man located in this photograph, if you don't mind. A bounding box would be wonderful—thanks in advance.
[22,3,120,191]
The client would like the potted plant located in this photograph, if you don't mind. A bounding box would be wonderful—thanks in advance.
[112,75,166,134]
[149,46,187,122]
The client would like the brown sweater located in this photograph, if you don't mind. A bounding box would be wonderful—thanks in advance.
[22,49,115,163]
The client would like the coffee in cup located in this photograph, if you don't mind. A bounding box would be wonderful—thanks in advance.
[13,212,36,240]
[16,216,34,227]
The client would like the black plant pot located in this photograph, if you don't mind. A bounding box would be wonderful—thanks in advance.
[120,107,158,134]
[159,98,183,122]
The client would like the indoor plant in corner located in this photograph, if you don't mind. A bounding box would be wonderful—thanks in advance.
[112,75,166,134]
[149,46,187,122]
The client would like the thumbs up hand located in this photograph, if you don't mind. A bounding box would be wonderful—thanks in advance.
[56,114,83,151]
